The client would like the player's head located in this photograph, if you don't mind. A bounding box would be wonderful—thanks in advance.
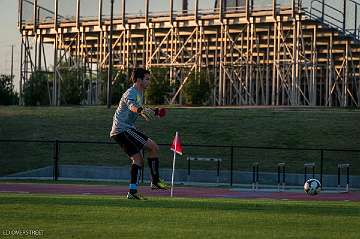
[132,68,150,84]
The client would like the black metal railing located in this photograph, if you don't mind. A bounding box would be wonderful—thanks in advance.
[302,0,360,40]
[1,139,359,187]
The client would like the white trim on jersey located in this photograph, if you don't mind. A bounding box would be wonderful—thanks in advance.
[126,129,147,145]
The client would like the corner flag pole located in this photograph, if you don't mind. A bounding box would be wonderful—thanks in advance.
[171,149,176,197]
[170,131,182,197]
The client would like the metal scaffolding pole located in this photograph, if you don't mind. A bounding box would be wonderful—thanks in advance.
[107,0,114,108]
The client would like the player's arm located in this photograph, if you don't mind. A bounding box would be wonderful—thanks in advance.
[129,104,140,113]
[132,105,166,119]
[126,93,163,120]
[127,99,154,121]
[136,106,154,121]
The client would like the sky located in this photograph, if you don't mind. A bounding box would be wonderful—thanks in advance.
[0,0,21,91]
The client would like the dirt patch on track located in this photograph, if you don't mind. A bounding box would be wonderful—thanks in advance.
[0,182,359,201]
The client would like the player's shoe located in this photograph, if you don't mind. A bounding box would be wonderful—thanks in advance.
[127,192,146,200]
[151,179,169,190]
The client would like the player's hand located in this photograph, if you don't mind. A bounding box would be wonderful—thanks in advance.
[154,108,166,118]
[137,107,155,121]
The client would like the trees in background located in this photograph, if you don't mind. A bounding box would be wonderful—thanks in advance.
[98,68,171,106]
[15,66,213,107]
[145,68,171,105]
[144,67,212,106]
[182,71,211,105]
[110,71,129,105]
[23,71,50,106]
[99,69,129,105]
[58,63,86,105]
[23,61,88,106]
[0,74,18,105]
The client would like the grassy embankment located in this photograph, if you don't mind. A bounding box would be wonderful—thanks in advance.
[0,106,359,176]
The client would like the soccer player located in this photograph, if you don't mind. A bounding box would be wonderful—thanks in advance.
[110,68,169,200]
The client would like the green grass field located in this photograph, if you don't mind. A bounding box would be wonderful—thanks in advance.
[0,193,359,239]
[0,106,360,176]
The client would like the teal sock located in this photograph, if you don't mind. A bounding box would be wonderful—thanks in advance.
[129,183,137,194]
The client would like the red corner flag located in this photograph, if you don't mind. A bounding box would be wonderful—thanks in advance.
[170,132,183,155]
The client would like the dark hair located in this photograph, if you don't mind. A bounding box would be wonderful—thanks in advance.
[131,68,150,83]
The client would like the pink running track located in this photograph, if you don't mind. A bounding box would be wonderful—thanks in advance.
[1,183,360,201]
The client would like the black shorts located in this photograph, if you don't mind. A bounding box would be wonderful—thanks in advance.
[112,128,149,157]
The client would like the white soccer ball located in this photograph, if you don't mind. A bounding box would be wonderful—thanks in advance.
[304,178,321,195]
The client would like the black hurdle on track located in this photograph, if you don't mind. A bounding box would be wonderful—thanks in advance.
[252,162,259,191]
[304,162,315,182]
[187,157,222,183]
[337,163,351,192]
[277,162,286,192]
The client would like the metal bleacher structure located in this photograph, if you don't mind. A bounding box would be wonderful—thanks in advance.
[18,0,360,106]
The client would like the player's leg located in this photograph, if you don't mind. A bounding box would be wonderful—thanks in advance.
[127,153,146,200]
[112,131,146,199]
[144,138,169,190]
[144,139,160,183]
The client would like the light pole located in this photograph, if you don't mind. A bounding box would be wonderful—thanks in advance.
[107,0,114,108]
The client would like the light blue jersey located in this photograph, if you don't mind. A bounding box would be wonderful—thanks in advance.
[110,85,143,137]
